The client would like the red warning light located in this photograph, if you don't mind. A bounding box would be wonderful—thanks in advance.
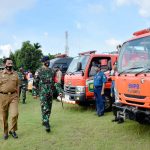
[133,28,150,36]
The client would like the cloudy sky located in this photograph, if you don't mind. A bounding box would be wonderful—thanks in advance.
[0,0,150,57]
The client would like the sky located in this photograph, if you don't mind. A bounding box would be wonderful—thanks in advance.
[0,0,150,58]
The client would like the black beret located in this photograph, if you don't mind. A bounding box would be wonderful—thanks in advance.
[41,56,49,62]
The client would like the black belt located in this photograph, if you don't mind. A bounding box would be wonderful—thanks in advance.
[0,92,16,95]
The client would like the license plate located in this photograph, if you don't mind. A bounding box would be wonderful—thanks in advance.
[65,94,70,101]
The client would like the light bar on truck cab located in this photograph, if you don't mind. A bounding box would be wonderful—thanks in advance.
[133,28,150,36]
[79,50,96,55]
[55,54,68,58]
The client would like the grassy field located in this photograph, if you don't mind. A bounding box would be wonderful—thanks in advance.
[0,93,150,150]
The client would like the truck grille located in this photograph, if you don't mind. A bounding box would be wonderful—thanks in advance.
[124,94,146,99]
[65,86,76,94]
[126,100,144,105]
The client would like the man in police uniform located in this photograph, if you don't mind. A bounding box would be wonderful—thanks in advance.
[94,64,107,117]
[0,58,19,140]
[33,56,62,132]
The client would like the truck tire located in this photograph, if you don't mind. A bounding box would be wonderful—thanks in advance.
[77,101,91,107]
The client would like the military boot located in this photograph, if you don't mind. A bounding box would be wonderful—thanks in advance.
[22,99,26,104]
[43,122,51,133]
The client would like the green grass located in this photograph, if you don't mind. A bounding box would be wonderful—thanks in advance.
[0,93,150,150]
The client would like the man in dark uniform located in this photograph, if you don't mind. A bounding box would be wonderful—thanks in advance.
[94,64,107,117]
[33,56,62,132]
[0,58,19,140]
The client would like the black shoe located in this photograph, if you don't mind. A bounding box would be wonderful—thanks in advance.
[43,122,51,133]
[98,114,104,117]
[3,134,8,140]
[9,131,18,138]
[46,127,51,133]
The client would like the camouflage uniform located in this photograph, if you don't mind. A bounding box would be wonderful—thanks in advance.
[33,67,62,128]
[32,73,39,97]
[18,71,28,104]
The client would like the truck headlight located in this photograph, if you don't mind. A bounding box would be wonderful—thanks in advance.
[76,86,85,94]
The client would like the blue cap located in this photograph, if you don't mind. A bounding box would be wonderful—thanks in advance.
[41,56,49,62]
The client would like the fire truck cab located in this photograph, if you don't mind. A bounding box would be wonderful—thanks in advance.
[64,50,118,110]
[113,28,150,124]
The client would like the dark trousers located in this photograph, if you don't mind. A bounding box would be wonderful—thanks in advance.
[94,86,105,115]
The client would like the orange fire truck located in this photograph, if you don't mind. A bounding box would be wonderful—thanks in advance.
[64,51,118,111]
[113,28,150,124]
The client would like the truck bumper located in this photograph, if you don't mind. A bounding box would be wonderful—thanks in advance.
[65,92,86,101]
[112,102,150,124]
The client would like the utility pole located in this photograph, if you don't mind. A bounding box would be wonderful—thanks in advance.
[65,31,69,56]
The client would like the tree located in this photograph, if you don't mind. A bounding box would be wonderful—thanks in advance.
[19,41,43,73]
[10,41,43,73]
[48,53,55,60]
[34,43,41,49]
[0,58,3,66]
[9,51,18,70]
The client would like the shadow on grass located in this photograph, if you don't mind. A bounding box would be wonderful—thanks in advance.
[54,100,96,113]
[115,119,150,138]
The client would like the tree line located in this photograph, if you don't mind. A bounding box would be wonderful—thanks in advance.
[0,41,55,73]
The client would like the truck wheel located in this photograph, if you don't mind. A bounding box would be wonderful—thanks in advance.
[77,101,90,107]
[105,95,112,112]
[136,113,146,124]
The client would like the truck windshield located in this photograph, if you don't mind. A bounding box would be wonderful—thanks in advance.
[67,55,90,73]
[118,36,150,73]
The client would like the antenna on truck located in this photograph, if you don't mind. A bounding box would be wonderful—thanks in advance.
[79,50,96,55]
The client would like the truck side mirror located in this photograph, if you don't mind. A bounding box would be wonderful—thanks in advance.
[77,62,82,71]
[117,44,122,52]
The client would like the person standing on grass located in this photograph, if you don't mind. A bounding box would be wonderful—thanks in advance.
[94,64,107,117]
[0,58,19,140]
[33,56,62,133]
[54,66,63,93]
[18,67,28,104]
[110,62,117,102]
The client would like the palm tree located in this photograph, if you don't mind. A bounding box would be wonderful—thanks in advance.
[34,43,41,49]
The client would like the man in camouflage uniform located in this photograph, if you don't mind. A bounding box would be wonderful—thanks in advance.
[33,56,62,132]
[18,67,28,104]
